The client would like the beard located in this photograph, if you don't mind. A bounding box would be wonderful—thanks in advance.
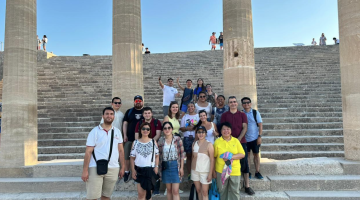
[103,118,114,125]
[134,103,143,109]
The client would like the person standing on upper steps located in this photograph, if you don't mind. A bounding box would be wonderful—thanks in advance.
[100,97,124,137]
[159,77,181,117]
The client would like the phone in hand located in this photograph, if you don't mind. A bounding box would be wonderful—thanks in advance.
[225,160,231,166]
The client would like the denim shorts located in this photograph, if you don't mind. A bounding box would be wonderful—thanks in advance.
[162,160,180,184]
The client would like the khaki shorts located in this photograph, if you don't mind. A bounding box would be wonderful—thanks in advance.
[86,167,119,199]
[124,141,133,160]
[191,169,212,184]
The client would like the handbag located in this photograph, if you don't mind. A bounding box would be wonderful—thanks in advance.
[162,136,173,171]
[209,178,220,200]
[189,183,199,200]
[92,129,114,175]
[150,139,161,185]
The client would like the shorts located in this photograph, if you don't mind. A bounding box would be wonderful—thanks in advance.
[86,167,119,199]
[180,104,188,113]
[240,143,249,174]
[191,169,211,184]
[163,106,169,117]
[247,138,260,154]
[183,136,195,153]
[162,160,180,184]
[124,141,133,160]
[211,43,216,48]
[220,43,223,47]
[43,43,46,47]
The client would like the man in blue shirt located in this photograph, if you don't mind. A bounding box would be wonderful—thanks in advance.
[241,97,264,179]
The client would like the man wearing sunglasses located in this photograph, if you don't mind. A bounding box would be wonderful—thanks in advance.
[159,76,181,117]
[122,95,144,183]
[100,97,124,133]
[241,97,263,180]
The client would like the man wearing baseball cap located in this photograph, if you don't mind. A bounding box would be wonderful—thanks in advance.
[122,95,144,182]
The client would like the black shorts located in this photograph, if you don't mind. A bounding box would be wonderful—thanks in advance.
[247,138,261,154]
[240,143,249,174]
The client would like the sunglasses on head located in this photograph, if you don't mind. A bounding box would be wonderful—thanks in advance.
[134,99,142,103]
[163,127,172,130]
[141,128,150,131]
[113,102,121,105]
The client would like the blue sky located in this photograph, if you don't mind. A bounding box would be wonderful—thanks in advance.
[0,0,339,56]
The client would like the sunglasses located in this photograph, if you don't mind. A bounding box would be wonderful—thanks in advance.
[134,99,142,103]
[163,127,172,130]
[113,102,121,105]
[141,128,150,131]
[196,131,206,134]
[242,102,251,104]
[199,96,206,98]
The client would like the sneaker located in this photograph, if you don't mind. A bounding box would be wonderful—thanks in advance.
[255,172,264,180]
[245,187,255,195]
[249,172,252,179]
[164,188,167,195]
[153,191,160,196]
[179,189,184,194]
[124,171,131,183]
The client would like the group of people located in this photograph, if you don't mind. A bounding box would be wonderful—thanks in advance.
[37,35,48,51]
[311,33,339,46]
[209,32,224,50]
[82,77,264,200]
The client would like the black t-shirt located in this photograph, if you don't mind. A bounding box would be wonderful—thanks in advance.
[219,35,223,43]
[123,107,144,142]
[145,51,151,54]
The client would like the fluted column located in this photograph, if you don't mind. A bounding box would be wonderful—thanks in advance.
[338,0,360,161]
[223,0,257,108]
[0,0,38,167]
[112,0,143,110]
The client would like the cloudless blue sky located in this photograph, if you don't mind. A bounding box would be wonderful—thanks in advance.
[0,0,338,56]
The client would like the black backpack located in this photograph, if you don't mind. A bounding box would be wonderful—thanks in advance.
[252,109,259,127]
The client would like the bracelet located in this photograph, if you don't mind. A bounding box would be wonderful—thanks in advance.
[155,165,159,168]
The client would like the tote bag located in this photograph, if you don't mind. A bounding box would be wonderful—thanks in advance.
[209,178,220,200]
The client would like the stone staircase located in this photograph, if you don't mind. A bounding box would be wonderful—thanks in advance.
[35,45,343,161]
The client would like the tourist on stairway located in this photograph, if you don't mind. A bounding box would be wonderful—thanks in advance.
[218,32,224,50]
[158,122,186,200]
[221,96,255,195]
[42,35,48,52]
[205,84,218,108]
[213,122,245,200]
[180,102,199,179]
[209,32,217,50]
[159,76,181,117]
[100,97,124,135]
[311,38,317,45]
[241,97,264,180]
[145,47,151,54]
[81,107,125,200]
[195,91,213,122]
[193,78,206,102]
[177,78,193,119]
[319,33,327,46]
[194,110,219,144]
[191,126,214,200]
[123,95,144,183]
[130,122,160,200]
[213,95,229,136]
[163,101,181,137]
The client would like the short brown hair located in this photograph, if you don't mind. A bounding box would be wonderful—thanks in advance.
[139,122,152,139]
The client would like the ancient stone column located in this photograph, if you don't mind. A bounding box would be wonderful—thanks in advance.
[0,0,38,167]
[223,0,257,108]
[338,0,360,161]
[112,0,143,111]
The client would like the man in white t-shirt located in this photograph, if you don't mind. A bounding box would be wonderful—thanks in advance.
[159,76,181,117]
[82,107,125,200]
[100,97,124,133]
[311,38,317,45]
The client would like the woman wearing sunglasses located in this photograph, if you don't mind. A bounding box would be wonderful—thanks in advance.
[130,122,160,200]
[195,91,213,122]
[163,101,181,137]
[191,126,214,200]
[194,110,219,144]
[158,122,186,200]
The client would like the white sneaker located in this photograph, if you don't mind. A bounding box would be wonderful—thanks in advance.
[179,189,184,194]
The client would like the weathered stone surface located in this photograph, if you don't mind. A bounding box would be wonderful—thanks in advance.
[338,0,360,161]
[286,191,360,200]
[0,0,38,167]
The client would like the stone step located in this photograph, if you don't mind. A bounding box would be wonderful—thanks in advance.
[261,143,344,151]
[38,146,85,154]
[261,151,344,160]
[262,129,343,136]
[38,127,92,133]
[38,132,89,139]
[262,136,343,144]
[285,191,360,199]
[268,175,360,191]
[258,102,341,108]
[259,107,342,113]
[38,153,85,161]
[263,117,342,123]
[262,122,343,130]
[261,112,342,118]
[38,121,99,128]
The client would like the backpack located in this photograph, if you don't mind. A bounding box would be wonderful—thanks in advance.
[138,118,159,129]
[252,109,259,127]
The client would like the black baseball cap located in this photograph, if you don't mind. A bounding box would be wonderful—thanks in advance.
[134,95,143,100]
[196,126,207,133]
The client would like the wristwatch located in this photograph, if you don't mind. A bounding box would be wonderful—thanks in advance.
[258,135,262,138]
[155,165,159,168]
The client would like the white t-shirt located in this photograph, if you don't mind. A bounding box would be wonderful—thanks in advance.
[181,114,199,137]
[311,40,317,45]
[130,139,159,167]
[162,85,178,106]
[195,103,212,117]
[86,125,123,168]
[100,109,124,132]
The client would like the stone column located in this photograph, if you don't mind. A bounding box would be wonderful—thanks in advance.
[112,0,143,111]
[338,0,360,161]
[223,0,257,108]
[0,0,38,167]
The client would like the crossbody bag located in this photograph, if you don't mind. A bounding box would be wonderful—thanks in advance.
[92,129,114,175]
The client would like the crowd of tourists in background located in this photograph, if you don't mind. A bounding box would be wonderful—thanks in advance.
[209,32,224,50]
[81,76,263,200]
[37,35,48,52]
[311,33,339,46]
